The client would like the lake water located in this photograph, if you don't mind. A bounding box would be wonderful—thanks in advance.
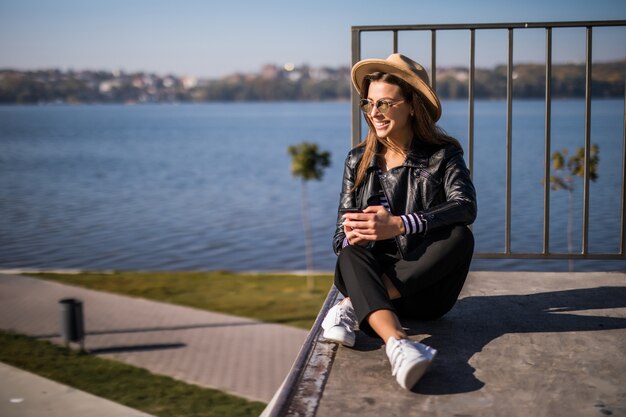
[1,101,624,272]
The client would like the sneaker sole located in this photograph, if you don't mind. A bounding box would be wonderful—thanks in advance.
[397,358,432,390]
[322,328,355,347]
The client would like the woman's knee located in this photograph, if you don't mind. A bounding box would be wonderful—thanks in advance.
[450,225,474,253]
[335,245,373,292]
[440,225,474,267]
[338,244,368,257]
[337,244,374,268]
[394,293,459,321]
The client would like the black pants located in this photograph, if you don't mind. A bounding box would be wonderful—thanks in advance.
[334,225,474,338]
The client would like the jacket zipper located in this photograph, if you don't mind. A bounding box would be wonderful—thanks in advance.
[377,171,407,260]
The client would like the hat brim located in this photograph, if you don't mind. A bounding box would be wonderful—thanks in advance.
[351,59,441,121]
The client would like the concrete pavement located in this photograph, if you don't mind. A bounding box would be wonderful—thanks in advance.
[0,362,155,417]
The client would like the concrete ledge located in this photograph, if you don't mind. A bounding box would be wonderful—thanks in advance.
[266,271,626,416]
[261,285,341,417]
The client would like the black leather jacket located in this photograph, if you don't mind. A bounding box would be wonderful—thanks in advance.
[333,140,477,259]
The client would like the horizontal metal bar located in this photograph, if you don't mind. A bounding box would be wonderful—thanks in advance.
[474,252,626,260]
[353,20,626,32]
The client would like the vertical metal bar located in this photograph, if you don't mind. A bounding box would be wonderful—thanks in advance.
[393,30,398,53]
[351,28,362,147]
[543,27,552,255]
[468,29,475,178]
[505,28,513,254]
[582,26,592,255]
[431,29,437,92]
[622,60,626,255]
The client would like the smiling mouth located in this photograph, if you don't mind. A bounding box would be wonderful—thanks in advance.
[373,120,390,129]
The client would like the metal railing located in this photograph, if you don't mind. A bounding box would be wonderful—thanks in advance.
[351,20,626,261]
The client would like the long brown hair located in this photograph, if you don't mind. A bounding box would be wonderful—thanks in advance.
[352,72,461,191]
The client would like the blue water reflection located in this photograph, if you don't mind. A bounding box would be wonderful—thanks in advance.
[1,101,624,272]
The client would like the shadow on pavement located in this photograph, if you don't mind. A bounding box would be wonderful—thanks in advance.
[398,285,626,395]
[33,320,265,339]
[89,342,186,354]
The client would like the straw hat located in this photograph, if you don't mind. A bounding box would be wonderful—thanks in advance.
[351,53,441,121]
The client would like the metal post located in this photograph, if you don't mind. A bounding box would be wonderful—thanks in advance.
[468,29,475,178]
[505,28,513,254]
[431,29,437,93]
[59,298,85,351]
[543,27,552,255]
[582,26,593,255]
[393,30,398,53]
[351,28,362,147]
[622,58,626,255]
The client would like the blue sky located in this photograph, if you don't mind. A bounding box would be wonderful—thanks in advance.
[0,0,624,78]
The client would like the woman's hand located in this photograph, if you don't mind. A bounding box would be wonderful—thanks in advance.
[343,220,371,246]
[342,205,405,244]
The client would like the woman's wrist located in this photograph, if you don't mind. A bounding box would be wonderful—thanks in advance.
[400,213,425,235]
[395,216,406,236]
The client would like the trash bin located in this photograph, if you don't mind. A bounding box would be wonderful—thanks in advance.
[59,298,85,348]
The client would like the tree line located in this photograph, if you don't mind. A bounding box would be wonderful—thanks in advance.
[438,61,624,99]
[0,60,623,104]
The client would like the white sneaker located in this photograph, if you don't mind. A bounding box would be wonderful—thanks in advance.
[385,336,437,389]
[321,299,357,347]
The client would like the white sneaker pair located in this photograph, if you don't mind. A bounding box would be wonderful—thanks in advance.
[385,336,437,390]
[321,298,358,347]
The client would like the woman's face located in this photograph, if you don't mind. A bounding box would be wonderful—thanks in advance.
[365,81,413,142]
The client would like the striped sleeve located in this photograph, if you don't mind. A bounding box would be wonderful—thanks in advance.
[400,213,426,235]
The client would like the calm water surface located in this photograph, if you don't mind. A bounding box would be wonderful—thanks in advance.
[1,101,624,272]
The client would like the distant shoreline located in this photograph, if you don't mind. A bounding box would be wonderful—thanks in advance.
[0,97,623,108]
[1,60,624,104]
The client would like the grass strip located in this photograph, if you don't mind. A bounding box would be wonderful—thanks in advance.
[0,330,265,417]
[32,271,334,329]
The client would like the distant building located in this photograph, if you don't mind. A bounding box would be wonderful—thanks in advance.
[261,65,279,79]
[99,79,121,93]
[181,76,198,89]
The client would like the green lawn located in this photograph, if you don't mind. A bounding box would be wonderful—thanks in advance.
[32,270,334,329]
[0,330,265,417]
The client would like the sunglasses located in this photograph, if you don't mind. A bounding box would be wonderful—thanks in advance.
[359,98,405,114]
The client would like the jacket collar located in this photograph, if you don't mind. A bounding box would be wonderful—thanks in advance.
[368,137,431,170]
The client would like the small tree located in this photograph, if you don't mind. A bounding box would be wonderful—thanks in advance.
[288,142,331,291]
[550,144,599,271]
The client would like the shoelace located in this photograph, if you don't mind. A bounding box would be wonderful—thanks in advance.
[336,306,357,329]
[389,340,424,376]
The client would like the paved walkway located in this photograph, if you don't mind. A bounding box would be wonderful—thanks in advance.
[0,362,155,417]
[0,273,308,405]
